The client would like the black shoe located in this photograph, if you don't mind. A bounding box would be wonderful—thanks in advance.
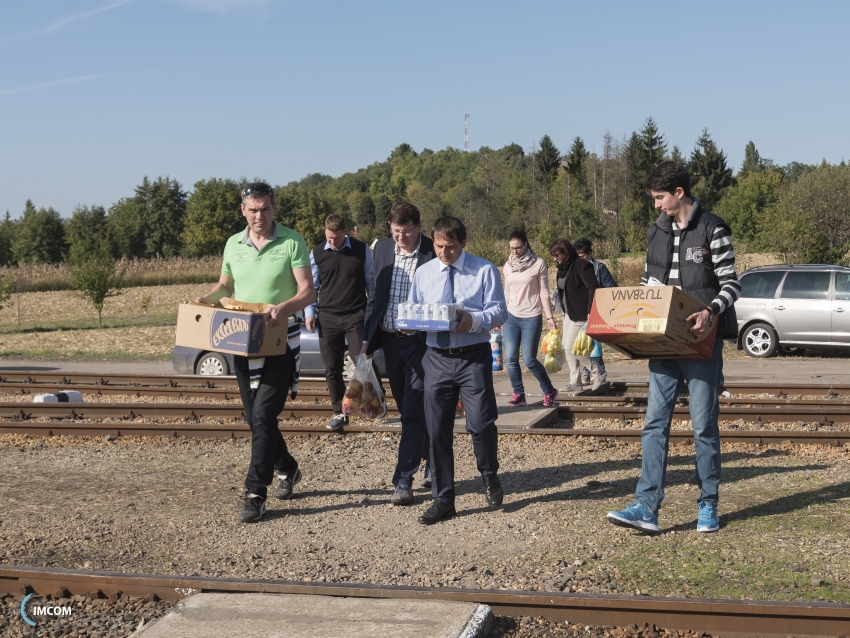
[390,483,414,506]
[239,493,266,523]
[418,500,456,525]
[421,465,432,489]
[483,474,503,507]
[327,414,349,430]
[273,468,302,499]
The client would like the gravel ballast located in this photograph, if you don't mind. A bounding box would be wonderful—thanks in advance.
[1,430,849,627]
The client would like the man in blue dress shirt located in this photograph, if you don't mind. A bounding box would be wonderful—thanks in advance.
[408,216,508,524]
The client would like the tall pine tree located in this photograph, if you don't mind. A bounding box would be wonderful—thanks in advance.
[690,128,734,209]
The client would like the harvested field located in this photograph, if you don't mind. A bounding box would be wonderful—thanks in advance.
[1,432,848,606]
[0,284,210,326]
[0,325,175,358]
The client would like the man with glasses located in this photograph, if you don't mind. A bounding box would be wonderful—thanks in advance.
[305,214,373,430]
[361,203,436,505]
[195,182,315,523]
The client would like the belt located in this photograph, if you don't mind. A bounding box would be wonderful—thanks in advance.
[428,342,489,356]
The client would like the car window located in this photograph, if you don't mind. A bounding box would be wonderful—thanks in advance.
[779,271,831,300]
[740,271,785,299]
[835,273,850,301]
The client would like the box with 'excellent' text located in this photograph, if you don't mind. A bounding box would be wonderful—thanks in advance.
[174,301,288,357]
[586,285,717,360]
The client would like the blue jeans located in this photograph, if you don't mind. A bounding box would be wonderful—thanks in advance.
[635,338,723,514]
[503,313,555,395]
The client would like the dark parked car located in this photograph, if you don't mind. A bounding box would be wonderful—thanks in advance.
[735,264,850,357]
[171,323,386,377]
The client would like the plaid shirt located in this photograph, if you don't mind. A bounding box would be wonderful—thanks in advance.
[381,240,422,332]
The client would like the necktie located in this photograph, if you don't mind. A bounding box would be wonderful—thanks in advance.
[436,265,455,348]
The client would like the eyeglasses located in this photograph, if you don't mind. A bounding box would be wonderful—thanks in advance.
[391,228,417,237]
[509,244,526,253]
[241,183,273,199]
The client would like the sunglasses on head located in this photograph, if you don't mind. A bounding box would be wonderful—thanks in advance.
[242,183,273,198]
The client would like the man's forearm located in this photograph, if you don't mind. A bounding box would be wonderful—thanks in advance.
[277,286,316,318]
[199,282,233,304]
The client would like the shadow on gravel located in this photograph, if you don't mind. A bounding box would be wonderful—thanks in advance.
[491,456,829,514]
[662,479,850,533]
[265,489,395,517]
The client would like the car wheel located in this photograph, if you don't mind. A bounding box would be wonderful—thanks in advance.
[344,354,356,380]
[778,345,806,356]
[196,352,229,376]
[742,323,778,358]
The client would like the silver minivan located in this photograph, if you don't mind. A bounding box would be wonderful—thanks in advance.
[736,264,850,357]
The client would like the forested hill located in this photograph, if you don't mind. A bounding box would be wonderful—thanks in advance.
[1,118,848,270]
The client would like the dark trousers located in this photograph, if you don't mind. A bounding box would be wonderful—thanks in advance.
[317,310,365,412]
[379,329,430,487]
[235,353,298,499]
[423,345,499,504]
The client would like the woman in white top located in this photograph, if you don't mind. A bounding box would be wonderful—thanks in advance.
[502,230,559,407]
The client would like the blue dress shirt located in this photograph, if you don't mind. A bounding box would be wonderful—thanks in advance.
[408,251,507,348]
[306,236,373,318]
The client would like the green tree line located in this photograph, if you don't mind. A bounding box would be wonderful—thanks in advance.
[2,123,848,269]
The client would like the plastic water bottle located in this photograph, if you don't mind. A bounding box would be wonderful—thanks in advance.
[490,332,503,371]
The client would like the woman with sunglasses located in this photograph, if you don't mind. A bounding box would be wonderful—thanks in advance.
[549,238,603,393]
[502,230,559,407]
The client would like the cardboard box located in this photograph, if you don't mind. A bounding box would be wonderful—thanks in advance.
[586,286,717,359]
[175,302,288,356]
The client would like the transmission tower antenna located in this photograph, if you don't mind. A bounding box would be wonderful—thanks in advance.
[464,113,469,152]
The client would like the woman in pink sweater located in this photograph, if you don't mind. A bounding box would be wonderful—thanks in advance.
[502,230,559,407]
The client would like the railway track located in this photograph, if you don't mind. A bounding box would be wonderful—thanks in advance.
[4,371,850,397]
[1,565,848,637]
[1,419,847,446]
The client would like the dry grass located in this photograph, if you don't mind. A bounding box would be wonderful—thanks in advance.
[0,256,221,292]
[0,325,175,357]
[0,283,210,326]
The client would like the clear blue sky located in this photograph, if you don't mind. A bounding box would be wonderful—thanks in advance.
[2,0,848,218]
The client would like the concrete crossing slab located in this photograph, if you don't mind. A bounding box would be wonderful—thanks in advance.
[138,593,493,638]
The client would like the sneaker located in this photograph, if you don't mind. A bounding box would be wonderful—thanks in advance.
[562,384,583,395]
[326,413,349,430]
[590,380,611,395]
[542,389,559,407]
[238,493,266,523]
[697,502,720,533]
[581,372,591,385]
[507,393,527,407]
[606,502,659,532]
[273,468,302,499]
[390,483,414,506]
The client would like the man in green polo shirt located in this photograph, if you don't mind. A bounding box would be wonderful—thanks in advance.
[196,182,314,523]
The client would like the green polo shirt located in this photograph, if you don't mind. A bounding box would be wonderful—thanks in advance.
[221,223,310,305]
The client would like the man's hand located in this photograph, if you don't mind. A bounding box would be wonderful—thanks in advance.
[686,308,712,335]
[452,310,473,333]
[305,316,316,332]
[266,303,284,327]
[359,343,371,359]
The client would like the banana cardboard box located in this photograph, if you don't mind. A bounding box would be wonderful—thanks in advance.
[174,300,288,356]
[586,286,717,360]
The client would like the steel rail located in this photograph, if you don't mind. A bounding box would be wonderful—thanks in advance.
[4,371,850,397]
[1,420,848,446]
[1,565,848,637]
[0,401,398,421]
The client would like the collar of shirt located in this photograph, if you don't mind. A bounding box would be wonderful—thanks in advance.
[324,236,352,251]
[395,237,421,257]
[240,224,279,250]
[439,250,465,273]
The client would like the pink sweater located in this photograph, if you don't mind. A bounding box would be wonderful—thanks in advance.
[503,257,553,319]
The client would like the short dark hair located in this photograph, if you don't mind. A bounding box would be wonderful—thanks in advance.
[389,202,421,227]
[645,161,691,198]
[431,216,467,243]
[324,214,347,232]
[573,237,592,254]
[508,229,531,251]
[241,182,275,206]
[549,238,577,261]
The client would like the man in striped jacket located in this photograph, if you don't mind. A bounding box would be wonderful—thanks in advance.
[607,161,741,535]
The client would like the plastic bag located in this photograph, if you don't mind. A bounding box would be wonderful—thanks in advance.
[541,329,563,356]
[341,356,387,420]
[572,321,594,356]
[543,350,566,373]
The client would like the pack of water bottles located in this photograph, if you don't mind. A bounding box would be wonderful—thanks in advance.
[395,302,463,331]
